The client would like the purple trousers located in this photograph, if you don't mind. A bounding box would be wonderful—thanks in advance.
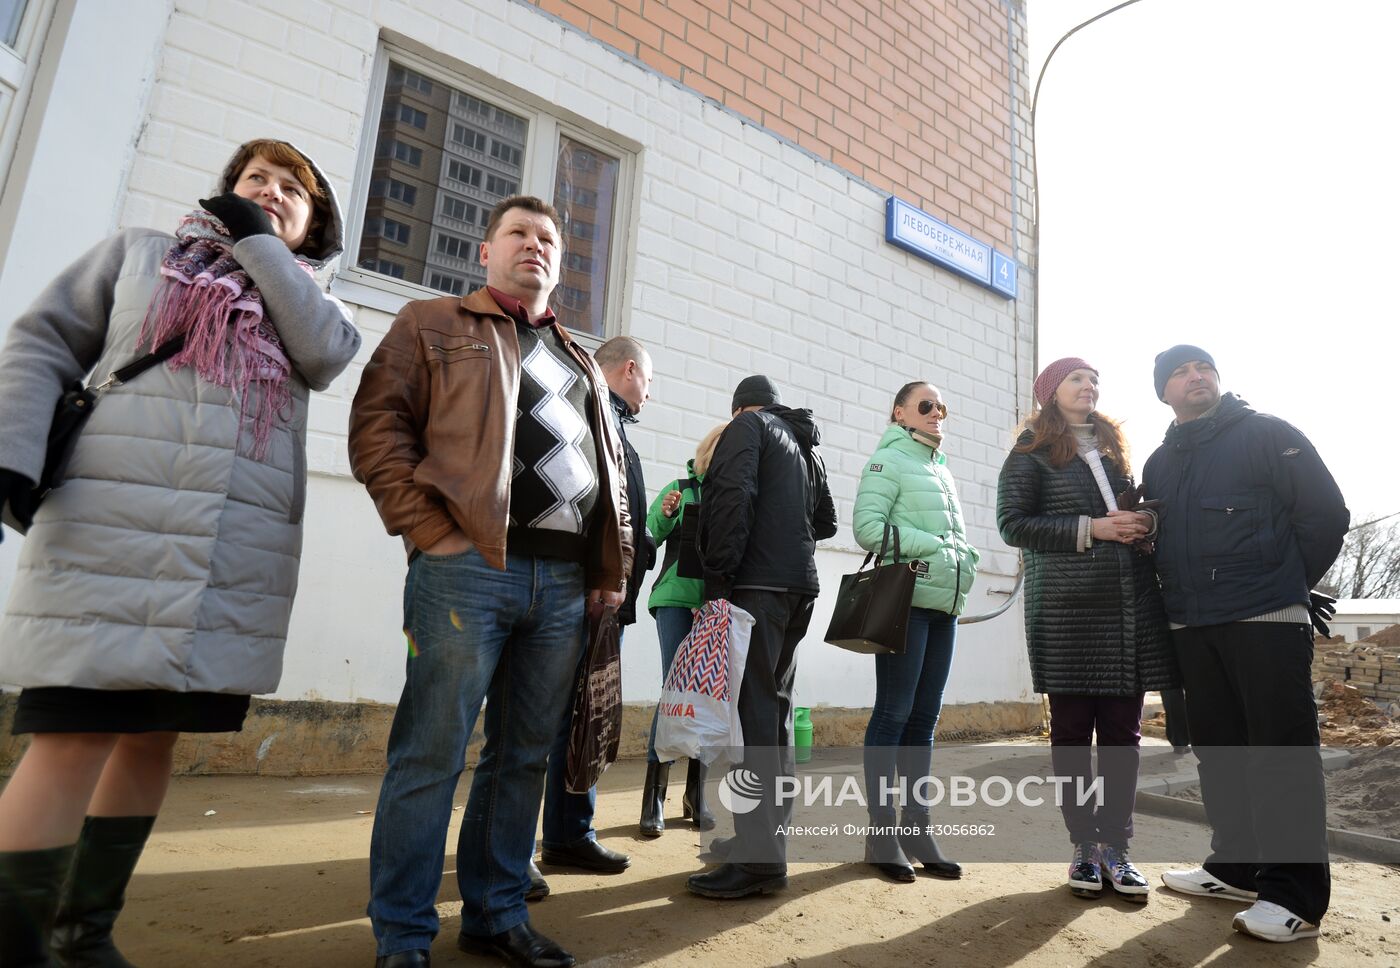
[1048,693,1144,846]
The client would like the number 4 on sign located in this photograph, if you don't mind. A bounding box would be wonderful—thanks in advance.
[991,251,1017,299]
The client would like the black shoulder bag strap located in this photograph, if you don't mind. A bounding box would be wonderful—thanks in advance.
[36,332,189,499]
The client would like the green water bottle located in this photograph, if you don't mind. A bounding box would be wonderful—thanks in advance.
[794,706,813,763]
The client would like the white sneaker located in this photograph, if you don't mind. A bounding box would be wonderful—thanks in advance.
[1160,866,1258,901]
[1232,900,1320,942]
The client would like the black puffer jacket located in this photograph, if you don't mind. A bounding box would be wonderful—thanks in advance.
[611,391,656,626]
[997,431,1178,696]
[699,405,838,600]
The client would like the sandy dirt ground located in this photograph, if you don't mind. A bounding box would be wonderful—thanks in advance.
[115,743,1400,968]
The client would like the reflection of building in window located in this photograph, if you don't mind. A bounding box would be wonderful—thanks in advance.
[557,285,589,311]
[489,140,521,166]
[360,258,406,279]
[358,58,626,327]
[388,66,433,95]
[378,139,423,167]
[457,93,491,117]
[366,217,411,245]
[360,68,443,283]
[447,160,481,187]
[370,178,418,206]
[427,271,464,295]
[558,183,597,206]
[435,232,474,259]
[424,83,527,297]
[440,197,478,223]
[551,135,618,336]
[452,124,486,152]
[398,104,428,128]
[485,173,517,196]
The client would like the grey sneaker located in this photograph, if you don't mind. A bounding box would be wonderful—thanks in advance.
[1098,843,1148,900]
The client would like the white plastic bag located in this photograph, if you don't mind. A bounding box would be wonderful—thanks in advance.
[653,598,754,764]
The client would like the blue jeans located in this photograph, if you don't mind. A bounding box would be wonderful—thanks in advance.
[367,549,586,955]
[646,606,696,762]
[863,607,957,822]
[540,627,626,847]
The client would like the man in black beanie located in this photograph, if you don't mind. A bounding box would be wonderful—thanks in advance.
[1142,346,1348,943]
[686,376,837,899]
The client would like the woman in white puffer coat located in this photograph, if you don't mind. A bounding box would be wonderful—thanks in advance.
[0,139,360,966]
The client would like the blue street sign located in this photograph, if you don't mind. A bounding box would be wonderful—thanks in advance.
[884,196,1016,300]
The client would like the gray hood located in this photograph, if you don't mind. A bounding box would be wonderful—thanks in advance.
[217,140,344,268]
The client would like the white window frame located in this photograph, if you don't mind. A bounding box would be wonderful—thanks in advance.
[334,38,641,344]
[0,0,55,193]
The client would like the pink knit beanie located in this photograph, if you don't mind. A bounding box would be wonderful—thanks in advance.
[1034,357,1097,407]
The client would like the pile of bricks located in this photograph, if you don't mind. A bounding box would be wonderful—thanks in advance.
[1314,643,1400,706]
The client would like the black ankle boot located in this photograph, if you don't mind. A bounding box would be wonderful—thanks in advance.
[0,843,76,967]
[639,762,670,837]
[682,759,715,831]
[864,828,916,883]
[897,815,961,879]
[51,816,156,968]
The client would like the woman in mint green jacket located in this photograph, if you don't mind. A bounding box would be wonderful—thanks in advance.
[853,381,979,884]
[639,423,727,838]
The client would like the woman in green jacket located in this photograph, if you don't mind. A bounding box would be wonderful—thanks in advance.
[639,423,726,837]
[853,381,979,883]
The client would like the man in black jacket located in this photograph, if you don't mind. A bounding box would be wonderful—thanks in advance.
[687,375,838,899]
[540,336,657,880]
[1143,345,1348,943]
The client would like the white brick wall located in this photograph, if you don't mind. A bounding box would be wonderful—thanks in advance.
[97,0,1036,705]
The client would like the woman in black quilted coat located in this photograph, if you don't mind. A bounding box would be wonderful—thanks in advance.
[996,357,1178,904]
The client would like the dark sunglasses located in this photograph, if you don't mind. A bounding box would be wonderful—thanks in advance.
[917,399,948,418]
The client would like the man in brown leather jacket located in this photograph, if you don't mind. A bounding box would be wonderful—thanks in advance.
[349,195,632,968]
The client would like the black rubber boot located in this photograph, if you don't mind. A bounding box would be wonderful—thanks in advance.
[51,816,155,968]
[0,843,76,968]
[639,762,669,838]
[682,759,715,831]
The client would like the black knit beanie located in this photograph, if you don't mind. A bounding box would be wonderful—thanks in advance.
[731,375,781,411]
[1153,344,1216,401]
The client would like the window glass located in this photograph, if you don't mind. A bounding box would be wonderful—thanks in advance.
[0,0,25,49]
[551,135,620,336]
[358,61,527,295]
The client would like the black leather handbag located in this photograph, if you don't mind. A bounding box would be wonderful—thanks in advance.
[824,524,927,655]
[27,334,188,518]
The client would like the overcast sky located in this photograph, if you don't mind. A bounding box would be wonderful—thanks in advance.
[1027,0,1398,523]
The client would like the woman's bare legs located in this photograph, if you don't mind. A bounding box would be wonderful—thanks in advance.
[0,734,118,850]
[87,732,178,817]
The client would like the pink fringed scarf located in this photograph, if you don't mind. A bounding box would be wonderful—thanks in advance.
[140,211,312,459]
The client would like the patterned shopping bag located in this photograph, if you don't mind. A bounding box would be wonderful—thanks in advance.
[653,598,755,764]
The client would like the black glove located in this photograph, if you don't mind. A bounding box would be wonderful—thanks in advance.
[1308,591,1337,638]
[198,192,274,242]
[0,469,38,539]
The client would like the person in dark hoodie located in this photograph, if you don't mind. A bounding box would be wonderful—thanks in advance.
[0,139,360,966]
[687,375,838,900]
[1144,346,1348,944]
[538,336,656,883]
